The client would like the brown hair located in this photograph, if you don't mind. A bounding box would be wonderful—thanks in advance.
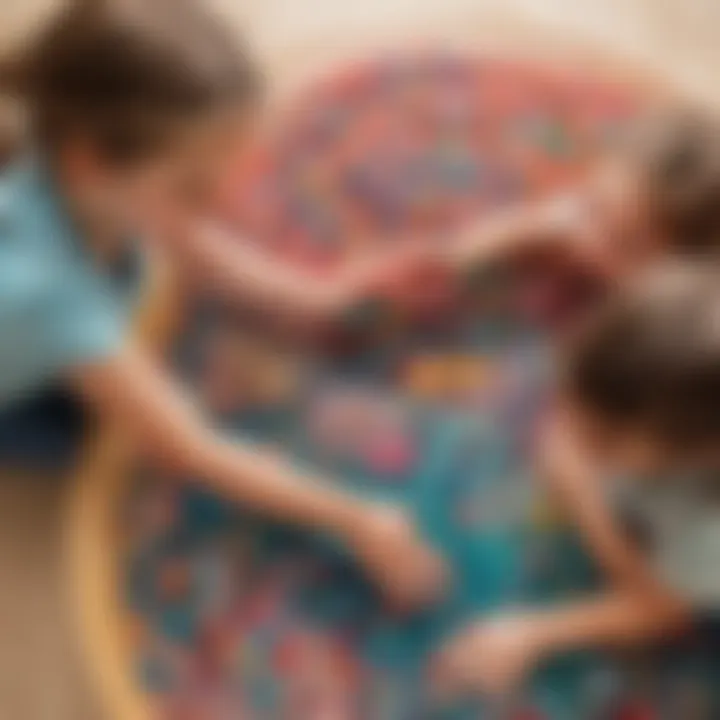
[567,262,720,451]
[621,110,720,254]
[0,0,262,164]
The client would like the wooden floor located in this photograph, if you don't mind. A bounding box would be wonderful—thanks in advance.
[0,1,718,719]
[0,472,99,720]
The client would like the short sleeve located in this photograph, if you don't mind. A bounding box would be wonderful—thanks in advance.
[0,259,127,402]
[0,159,136,405]
[39,271,125,368]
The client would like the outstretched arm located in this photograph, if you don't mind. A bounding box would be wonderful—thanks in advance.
[69,343,446,608]
[519,590,688,651]
[446,193,609,280]
[433,589,688,699]
[447,198,578,267]
[164,221,433,324]
[449,205,553,268]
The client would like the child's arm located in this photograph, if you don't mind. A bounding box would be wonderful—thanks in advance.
[537,410,660,592]
[447,195,597,272]
[70,342,446,609]
[432,412,690,697]
[433,589,688,699]
[163,221,432,324]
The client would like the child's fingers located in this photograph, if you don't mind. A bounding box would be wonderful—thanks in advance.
[340,244,455,322]
[431,634,523,702]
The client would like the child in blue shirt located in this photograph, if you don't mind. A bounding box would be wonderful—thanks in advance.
[0,0,445,609]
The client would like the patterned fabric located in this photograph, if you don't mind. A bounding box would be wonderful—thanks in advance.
[121,54,720,719]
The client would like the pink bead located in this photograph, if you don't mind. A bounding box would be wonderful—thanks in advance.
[366,435,416,477]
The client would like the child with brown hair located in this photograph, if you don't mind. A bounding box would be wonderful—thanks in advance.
[448,109,720,287]
[0,0,445,608]
[434,263,720,697]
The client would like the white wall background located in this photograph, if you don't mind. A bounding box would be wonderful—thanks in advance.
[1,0,719,104]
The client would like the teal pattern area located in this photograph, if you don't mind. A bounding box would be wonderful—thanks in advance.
[123,54,720,719]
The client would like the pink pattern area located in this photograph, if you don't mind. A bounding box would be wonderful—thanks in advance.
[219,54,638,273]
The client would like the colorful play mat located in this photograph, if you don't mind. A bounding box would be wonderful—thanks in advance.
[119,54,720,719]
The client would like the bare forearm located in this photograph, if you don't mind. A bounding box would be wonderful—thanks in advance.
[431,589,687,698]
[73,346,449,612]
[170,222,332,320]
[528,592,689,656]
[73,347,365,536]
[182,431,365,535]
[450,206,552,268]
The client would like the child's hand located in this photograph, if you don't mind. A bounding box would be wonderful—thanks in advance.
[326,242,454,319]
[346,505,448,610]
[533,193,624,278]
[432,615,542,699]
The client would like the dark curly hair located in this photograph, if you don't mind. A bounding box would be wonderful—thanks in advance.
[0,0,263,164]
[620,110,720,255]
[567,262,720,451]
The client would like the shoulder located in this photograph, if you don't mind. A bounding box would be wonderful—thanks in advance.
[0,159,89,298]
[0,157,78,251]
[0,162,120,333]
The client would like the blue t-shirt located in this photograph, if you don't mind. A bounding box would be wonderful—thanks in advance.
[0,159,139,409]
